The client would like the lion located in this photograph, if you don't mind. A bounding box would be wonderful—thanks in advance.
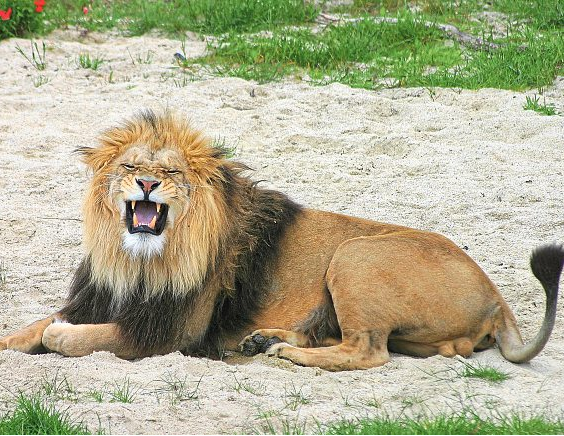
[0,110,562,371]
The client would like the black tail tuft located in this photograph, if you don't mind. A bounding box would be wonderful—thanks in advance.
[530,244,564,298]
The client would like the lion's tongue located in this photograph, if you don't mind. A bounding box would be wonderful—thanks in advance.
[135,202,157,227]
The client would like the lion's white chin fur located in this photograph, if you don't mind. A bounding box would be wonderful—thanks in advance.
[122,231,166,258]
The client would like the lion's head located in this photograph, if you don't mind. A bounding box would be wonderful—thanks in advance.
[77,110,240,299]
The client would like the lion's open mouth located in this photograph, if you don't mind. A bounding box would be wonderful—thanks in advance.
[125,201,168,235]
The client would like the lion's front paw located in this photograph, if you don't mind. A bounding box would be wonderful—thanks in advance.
[0,338,7,351]
[239,331,283,356]
[42,323,75,355]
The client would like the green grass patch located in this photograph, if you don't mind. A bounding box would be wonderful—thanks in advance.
[523,95,558,115]
[193,14,462,86]
[43,0,319,36]
[3,0,562,91]
[0,394,90,435]
[325,413,564,435]
[494,0,564,30]
[191,12,563,90]
[459,361,511,383]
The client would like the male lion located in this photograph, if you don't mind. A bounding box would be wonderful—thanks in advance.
[1,110,562,371]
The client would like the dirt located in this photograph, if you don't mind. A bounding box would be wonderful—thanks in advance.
[0,31,563,434]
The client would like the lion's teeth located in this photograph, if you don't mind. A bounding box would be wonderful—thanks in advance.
[148,216,157,229]
[132,201,136,210]
[133,213,139,227]
[156,203,161,213]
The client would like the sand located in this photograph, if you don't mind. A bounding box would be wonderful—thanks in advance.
[0,30,563,434]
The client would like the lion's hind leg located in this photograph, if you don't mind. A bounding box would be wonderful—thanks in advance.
[388,337,475,358]
[267,328,390,371]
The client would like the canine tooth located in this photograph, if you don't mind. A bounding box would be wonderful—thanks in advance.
[133,213,139,227]
[156,203,161,213]
[132,201,136,210]
[149,216,157,229]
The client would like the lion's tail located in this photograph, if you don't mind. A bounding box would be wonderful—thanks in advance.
[496,243,564,363]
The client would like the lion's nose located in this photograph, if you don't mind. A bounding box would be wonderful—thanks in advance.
[136,179,161,195]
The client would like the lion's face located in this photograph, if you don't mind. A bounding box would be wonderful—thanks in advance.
[109,145,190,257]
[78,111,233,291]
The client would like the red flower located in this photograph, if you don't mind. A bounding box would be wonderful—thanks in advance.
[34,0,46,13]
[83,6,88,15]
[0,7,12,20]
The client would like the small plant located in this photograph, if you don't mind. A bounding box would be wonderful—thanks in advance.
[284,383,311,411]
[0,393,90,434]
[212,137,237,158]
[523,95,558,115]
[156,373,201,405]
[254,413,308,435]
[127,49,154,65]
[107,69,115,84]
[77,53,104,70]
[230,374,267,396]
[41,371,77,401]
[88,389,104,403]
[15,40,47,71]
[109,378,138,403]
[173,74,193,88]
[459,361,511,383]
[357,390,382,409]
[0,262,6,288]
[32,75,49,87]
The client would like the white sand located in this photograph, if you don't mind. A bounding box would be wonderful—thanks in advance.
[0,31,563,434]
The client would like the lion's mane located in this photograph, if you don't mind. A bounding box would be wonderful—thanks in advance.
[60,110,301,355]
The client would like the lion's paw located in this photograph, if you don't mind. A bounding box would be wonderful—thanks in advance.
[0,338,7,351]
[239,332,283,356]
[42,322,74,355]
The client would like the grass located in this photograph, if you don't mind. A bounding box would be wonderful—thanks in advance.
[4,1,562,91]
[41,372,78,401]
[0,394,90,435]
[253,413,308,435]
[32,75,50,88]
[109,378,137,404]
[88,390,104,403]
[156,373,201,405]
[494,0,564,30]
[127,49,154,65]
[284,383,311,411]
[230,374,267,396]
[15,40,46,71]
[459,361,511,383]
[324,413,564,435]
[0,262,6,289]
[190,13,563,90]
[76,53,104,70]
[43,0,319,36]
[523,95,558,115]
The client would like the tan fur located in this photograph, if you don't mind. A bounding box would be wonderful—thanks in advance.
[0,112,558,371]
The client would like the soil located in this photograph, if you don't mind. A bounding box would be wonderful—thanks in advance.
[0,31,563,434]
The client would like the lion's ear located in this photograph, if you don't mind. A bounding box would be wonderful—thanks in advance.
[75,145,117,172]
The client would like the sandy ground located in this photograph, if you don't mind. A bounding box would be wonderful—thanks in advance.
[0,31,564,434]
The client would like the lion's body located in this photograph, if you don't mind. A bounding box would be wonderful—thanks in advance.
[1,111,562,371]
